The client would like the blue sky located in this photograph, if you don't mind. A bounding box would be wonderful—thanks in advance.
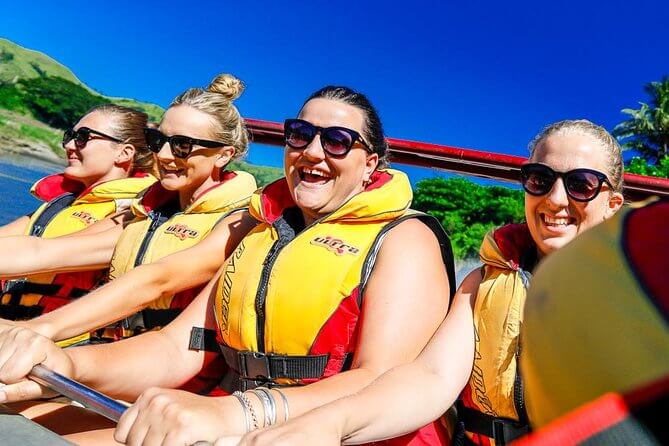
[2,1,668,183]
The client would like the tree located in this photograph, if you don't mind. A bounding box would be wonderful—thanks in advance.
[613,77,669,163]
[413,177,525,259]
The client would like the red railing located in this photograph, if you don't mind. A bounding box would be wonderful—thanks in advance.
[245,118,669,200]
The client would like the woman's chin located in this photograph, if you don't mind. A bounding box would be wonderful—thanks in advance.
[63,166,85,181]
[159,176,185,191]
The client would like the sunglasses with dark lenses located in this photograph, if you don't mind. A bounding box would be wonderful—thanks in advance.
[284,119,372,156]
[62,127,122,149]
[520,163,613,202]
[144,127,226,158]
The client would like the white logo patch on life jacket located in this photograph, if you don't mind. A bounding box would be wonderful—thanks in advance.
[164,224,199,240]
[71,211,98,226]
[310,235,360,256]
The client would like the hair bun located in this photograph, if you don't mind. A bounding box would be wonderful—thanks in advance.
[207,73,245,101]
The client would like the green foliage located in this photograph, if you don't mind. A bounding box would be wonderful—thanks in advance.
[17,76,107,129]
[229,161,283,187]
[413,177,525,259]
[613,77,669,162]
[0,83,27,112]
[0,50,14,63]
[626,155,669,178]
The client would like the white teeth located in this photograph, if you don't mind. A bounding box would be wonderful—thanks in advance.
[543,215,571,226]
[302,168,328,178]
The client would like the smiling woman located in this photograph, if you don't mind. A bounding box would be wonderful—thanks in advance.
[0,74,257,355]
[226,119,625,446]
[0,85,456,446]
[0,104,157,321]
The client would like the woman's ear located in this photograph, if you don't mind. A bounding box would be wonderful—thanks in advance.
[214,146,236,170]
[605,191,625,218]
[116,144,136,167]
[363,152,379,184]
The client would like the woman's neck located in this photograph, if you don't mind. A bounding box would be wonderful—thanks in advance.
[178,176,218,210]
[82,167,129,189]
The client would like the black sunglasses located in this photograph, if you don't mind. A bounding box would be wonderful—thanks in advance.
[284,118,373,156]
[520,163,613,202]
[144,127,227,158]
[62,127,122,150]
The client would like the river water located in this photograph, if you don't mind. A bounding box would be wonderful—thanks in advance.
[0,156,61,225]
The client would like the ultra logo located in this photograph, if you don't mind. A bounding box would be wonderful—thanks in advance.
[71,211,97,226]
[165,224,199,240]
[310,235,360,256]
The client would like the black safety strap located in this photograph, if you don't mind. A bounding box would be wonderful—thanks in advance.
[1,279,88,320]
[2,279,89,299]
[218,343,329,382]
[457,404,530,445]
[28,193,77,237]
[189,327,219,352]
[141,308,182,329]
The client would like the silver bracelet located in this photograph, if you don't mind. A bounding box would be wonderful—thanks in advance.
[250,387,277,427]
[272,388,290,422]
[231,391,251,433]
[235,390,260,431]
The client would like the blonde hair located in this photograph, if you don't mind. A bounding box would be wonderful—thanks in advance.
[528,119,624,193]
[86,104,156,176]
[170,73,249,160]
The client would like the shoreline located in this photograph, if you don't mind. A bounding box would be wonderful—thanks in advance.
[0,151,64,172]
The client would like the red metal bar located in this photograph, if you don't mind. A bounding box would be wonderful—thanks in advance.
[244,118,669,199]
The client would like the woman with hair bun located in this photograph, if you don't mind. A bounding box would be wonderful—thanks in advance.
[0,74,257,356]
[0,104,157,325]
[0,85,455,446]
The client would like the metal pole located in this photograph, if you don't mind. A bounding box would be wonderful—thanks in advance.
[28,365,127,422]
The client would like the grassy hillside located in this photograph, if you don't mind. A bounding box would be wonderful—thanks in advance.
[0,38,163,122]
[0,38,282,184]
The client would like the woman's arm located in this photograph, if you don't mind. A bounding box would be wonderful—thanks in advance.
[0,211,138,279]
[0,224,124,279]
[26,211,257,341]
[235,269,481,446]
[0,266,222,404]
[0,216,31,238]
[110,218,458,445]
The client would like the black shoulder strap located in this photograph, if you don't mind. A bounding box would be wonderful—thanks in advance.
[358,211,456,308]
[29,193,77,236]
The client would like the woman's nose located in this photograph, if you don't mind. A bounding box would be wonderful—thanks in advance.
[545,177,570,207]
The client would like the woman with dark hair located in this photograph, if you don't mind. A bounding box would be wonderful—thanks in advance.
[0,85,455,445]
[229,120,626,446]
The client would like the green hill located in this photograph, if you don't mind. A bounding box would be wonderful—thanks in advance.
[0,38,282,184]
[0,38,163,121]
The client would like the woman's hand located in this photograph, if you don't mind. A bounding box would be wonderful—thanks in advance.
[0,325,74,402]
[115,388,245,446]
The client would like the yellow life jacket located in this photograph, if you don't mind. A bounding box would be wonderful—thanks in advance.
[458,224,535,446]
[106,170,256,334]
[522,200,669,429]
[211,169,455,387]
[0,173,157,321]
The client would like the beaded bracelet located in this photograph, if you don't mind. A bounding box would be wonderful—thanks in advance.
[231,391,251,433]
[234,390,260,431]
[272,388,290,422]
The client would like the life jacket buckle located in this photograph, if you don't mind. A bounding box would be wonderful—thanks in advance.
[3,279,27,295]
[239,351,272,381]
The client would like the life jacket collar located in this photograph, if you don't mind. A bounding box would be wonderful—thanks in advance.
[480,223,536,271]
[250,169,411,226]
[131,170,255,218]
[31,173,157,204]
